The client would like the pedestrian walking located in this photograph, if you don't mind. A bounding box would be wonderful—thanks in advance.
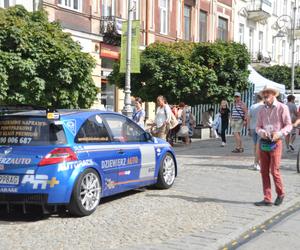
[255,85,292,206]
[153,95,172,140]
[219,100,230,147]
[177,103,193,144]
[231,92,248,153]
[132,97,145,128]
[248,94,264,171]
[285,95,298,152]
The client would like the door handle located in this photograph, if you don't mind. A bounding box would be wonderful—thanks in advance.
[118,149,125,154]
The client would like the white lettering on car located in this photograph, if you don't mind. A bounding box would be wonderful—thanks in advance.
[57,159,94,172]
[0,157,32,165]
[21,170,59,189]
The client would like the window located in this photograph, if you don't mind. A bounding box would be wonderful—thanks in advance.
[132,0,139,20]
[0,0,15,8]
[160,0,168,34]
[0,116,66,146]
[101,0,115,16]
[218,17,228,41]
[272,37,276,60]
[282,40,286,64]
[258,31,263,52]
[76,115,110,143]
[249,28,254,56]
[199,10,207,42]
[177,0,182,36]
[103,114,147,143]
[283,0,287,15]
[238,23,244,44]
[58,0,82,11]
[184,5,191,41]
[150,0,154,29]
[297,45,300,65]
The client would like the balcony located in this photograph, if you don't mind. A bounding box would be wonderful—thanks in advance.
[100,16,124,46]
[246,0,272,22]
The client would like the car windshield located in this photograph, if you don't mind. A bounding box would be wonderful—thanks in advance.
[0,115,67,146]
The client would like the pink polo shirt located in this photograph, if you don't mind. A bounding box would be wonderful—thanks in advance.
[256,99,292,137]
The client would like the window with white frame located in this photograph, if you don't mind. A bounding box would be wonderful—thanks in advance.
[101,0,115,16]
[239,23,244,44]
[150,0,154,29]
[184,5,191,41]
[283,0,287,15]
[297,45,300,65]
[273,0,278,15]
[160,0,168,34]
[282,40,286,64]
[0,0,15,8]
[217,17,228,41]
[132,0,139,20]
[177,0,182,36]
[199,10,207,42]
[272,37,276,61]
[258,31,263,52]
[58,0,82,12]
[249,28,254,56]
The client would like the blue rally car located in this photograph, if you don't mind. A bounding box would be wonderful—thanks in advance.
[0,106,177,216]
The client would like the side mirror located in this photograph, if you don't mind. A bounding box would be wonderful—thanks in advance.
[144,132,153,142]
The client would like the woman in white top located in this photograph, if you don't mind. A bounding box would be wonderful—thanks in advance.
[154,95,172,140]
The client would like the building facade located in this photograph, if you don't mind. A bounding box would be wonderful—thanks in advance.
[234,0,300,67]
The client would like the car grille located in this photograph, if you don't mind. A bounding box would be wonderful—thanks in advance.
[0,193,48,204]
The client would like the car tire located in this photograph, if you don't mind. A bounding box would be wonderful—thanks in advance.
[155,153,176,189]
[69,168,101,217]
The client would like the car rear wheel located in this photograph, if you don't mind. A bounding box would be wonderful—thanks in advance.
[155,153,176,189]
[69,168,101,217]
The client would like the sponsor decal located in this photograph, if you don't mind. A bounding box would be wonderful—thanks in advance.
[101,158,126,169]
[95,115,103,124]
[156,148,161,156]
[101,156,139,169]
[21,170,59,189]
[0,187,17,193]
[0,164,4,170]
[63,119,76,136]
[58,159,94,172]
[118,170,131,176]
[0,157,32,165]
[105,178,116,190]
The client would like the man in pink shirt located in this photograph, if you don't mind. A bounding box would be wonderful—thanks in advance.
[255,85,292,206]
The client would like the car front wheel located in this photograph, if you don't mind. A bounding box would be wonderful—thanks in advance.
[69,168,101,217]
[155,153,176,189]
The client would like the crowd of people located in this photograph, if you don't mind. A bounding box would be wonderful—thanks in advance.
[131,86,298,207]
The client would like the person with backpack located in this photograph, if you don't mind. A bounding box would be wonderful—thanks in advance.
[154,95,172,140]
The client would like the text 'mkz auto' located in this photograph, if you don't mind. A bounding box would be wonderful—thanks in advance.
[0,106,177,216]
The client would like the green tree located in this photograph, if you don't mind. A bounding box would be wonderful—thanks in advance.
[257,65,300,90]
[0,5,97,108]
[109,41,250,105]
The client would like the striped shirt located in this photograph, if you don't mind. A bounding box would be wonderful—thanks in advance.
[231,101,246,120]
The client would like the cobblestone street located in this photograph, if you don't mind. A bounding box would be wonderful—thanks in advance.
[0,137,299,250]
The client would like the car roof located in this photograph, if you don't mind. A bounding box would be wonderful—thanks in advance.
[0,109,122,121]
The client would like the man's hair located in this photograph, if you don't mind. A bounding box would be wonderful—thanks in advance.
[135,97,142,105]
[287,95,295,102]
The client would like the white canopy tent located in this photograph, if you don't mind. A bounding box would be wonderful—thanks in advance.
[248,65,286,94]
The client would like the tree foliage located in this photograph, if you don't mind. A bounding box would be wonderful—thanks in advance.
[0,5,97,108]
[257,65,300,90]
[109,41,250,105]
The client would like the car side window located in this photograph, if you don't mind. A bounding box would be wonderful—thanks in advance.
[75,115,110,143]
[102,114,147,143]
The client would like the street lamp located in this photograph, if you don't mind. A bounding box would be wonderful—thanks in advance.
[275,3,297,94]
[122,0,133,117]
